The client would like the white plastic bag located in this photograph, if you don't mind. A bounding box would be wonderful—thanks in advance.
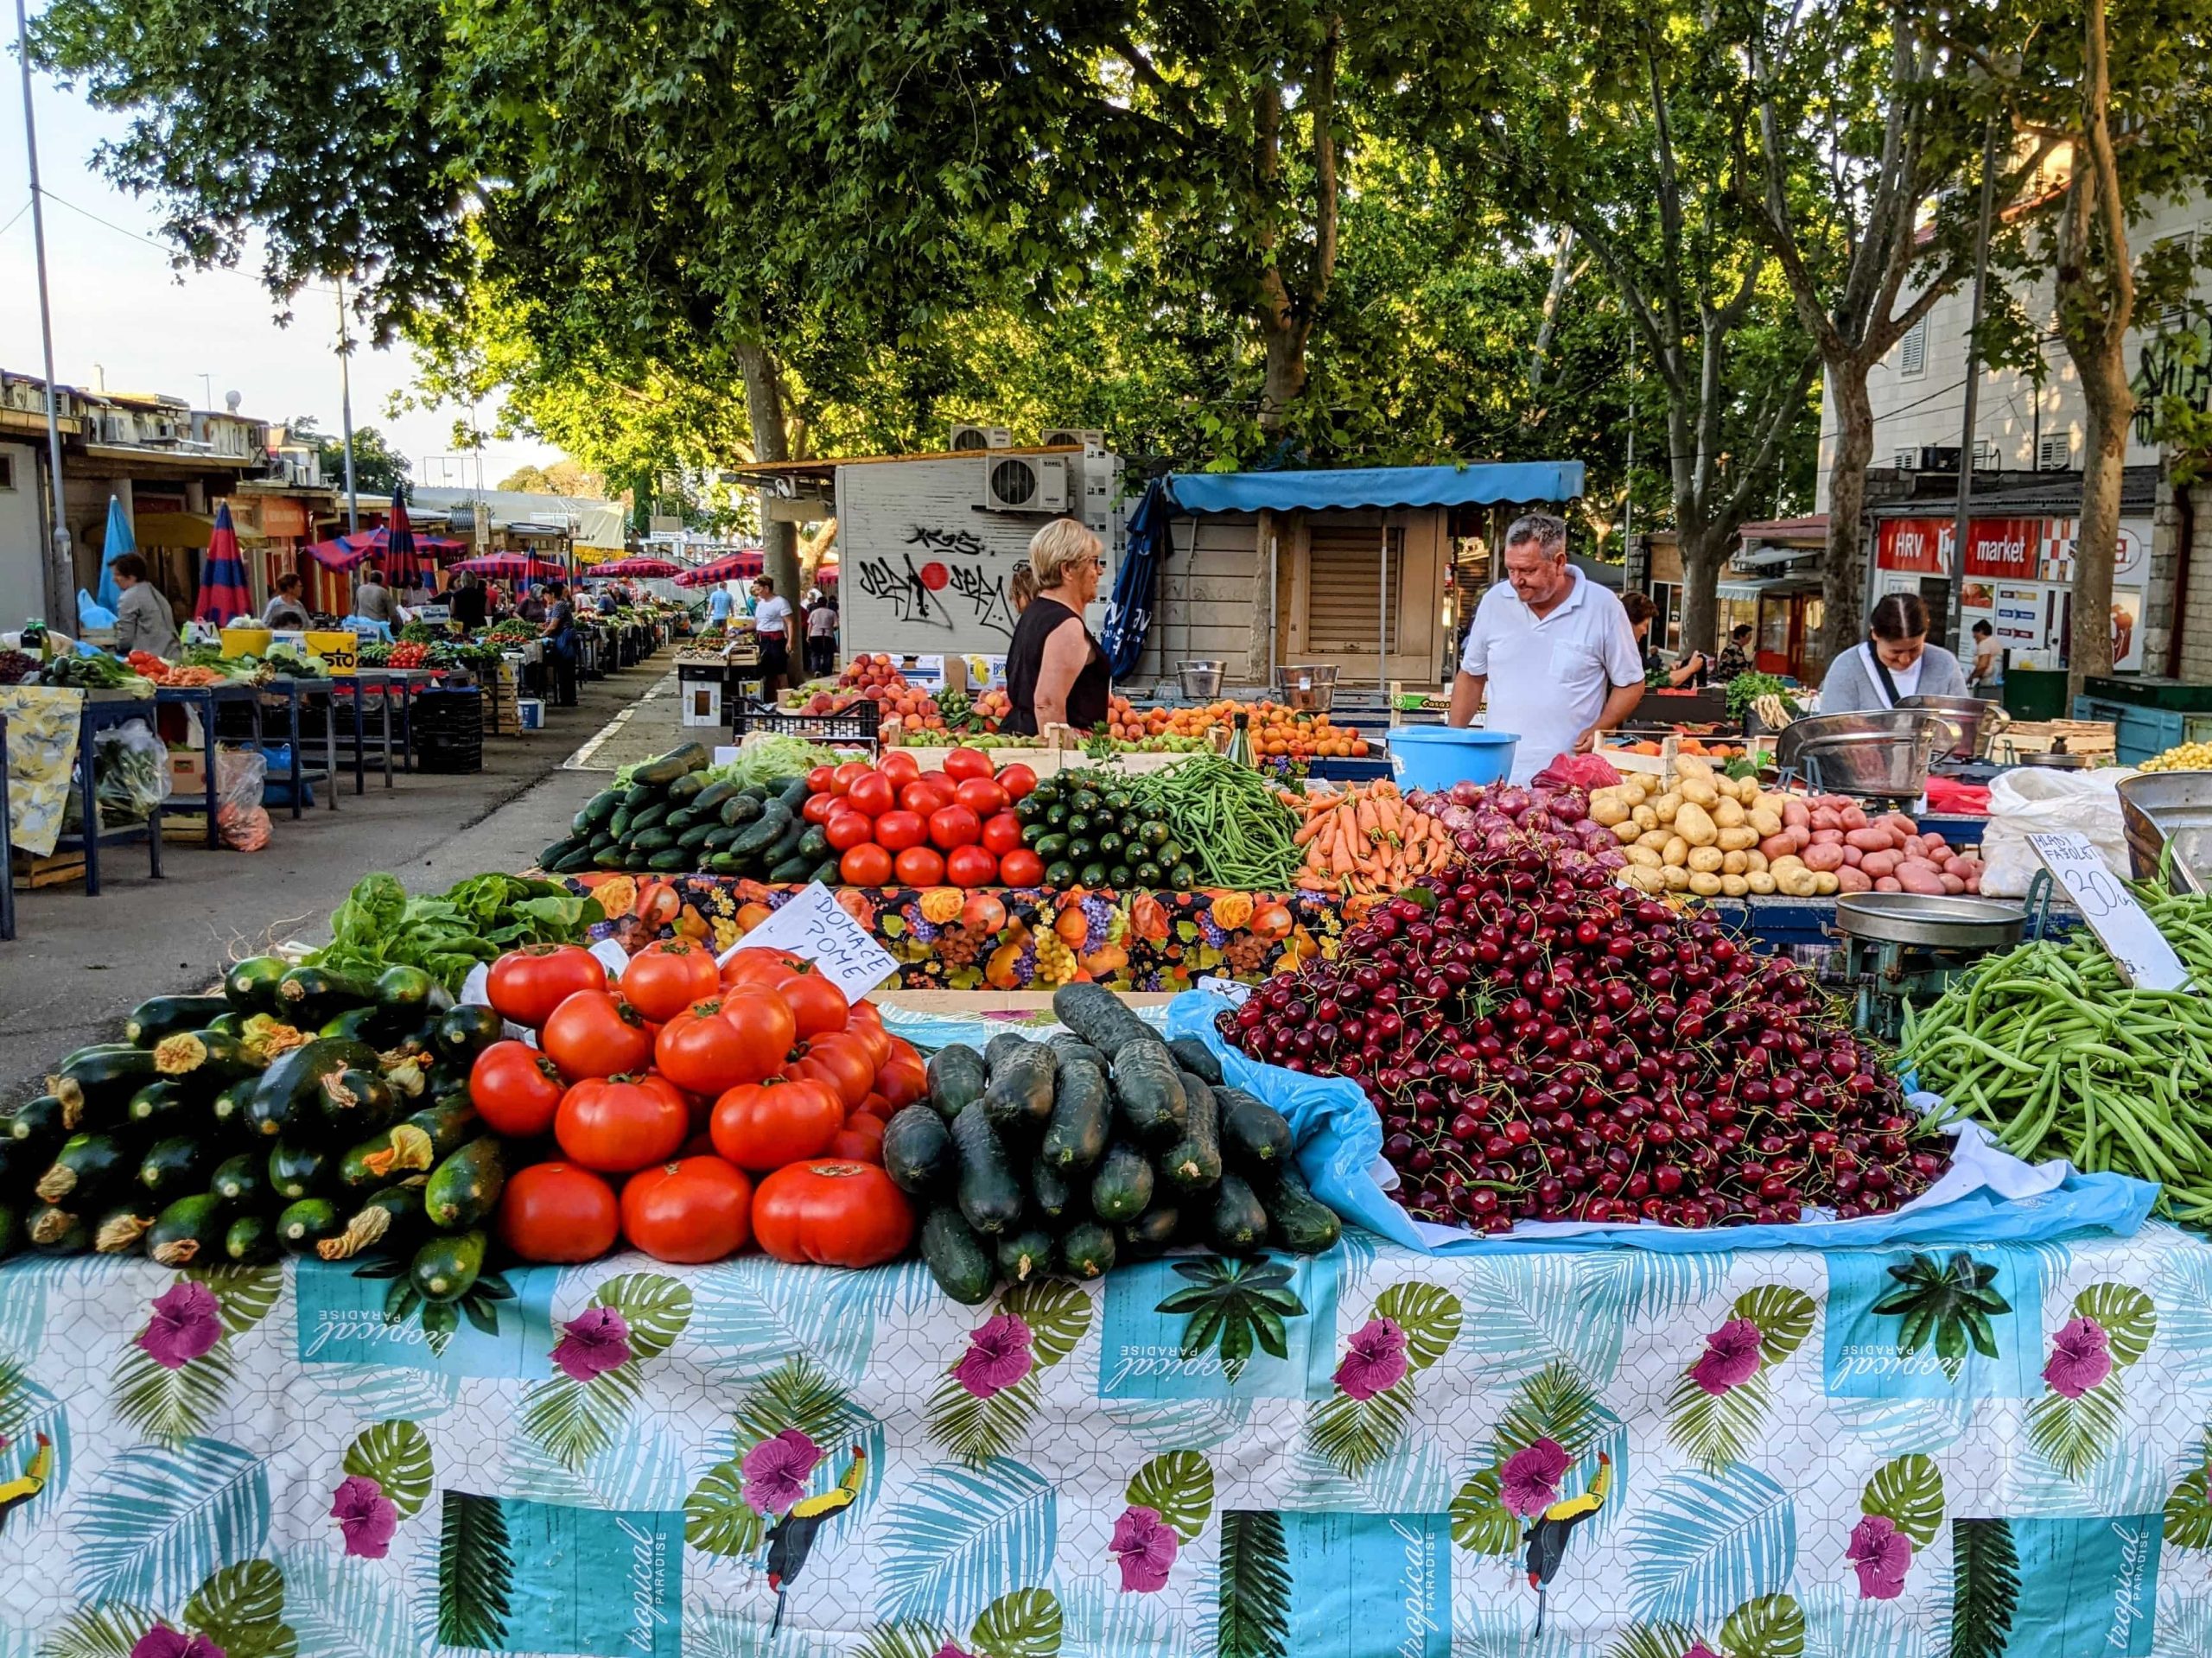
[1978,765,2139,896]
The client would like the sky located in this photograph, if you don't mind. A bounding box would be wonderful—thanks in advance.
[0,46,562,487]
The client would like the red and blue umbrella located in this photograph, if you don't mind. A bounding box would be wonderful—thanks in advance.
[673,549,764,586]
[583,556,682,578]
[194,503,253,626]
[450,552,567,581]
[302,523,467,572]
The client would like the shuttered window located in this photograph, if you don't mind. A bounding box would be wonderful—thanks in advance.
[1897,320,1927,376]
[1306,525,1404,652]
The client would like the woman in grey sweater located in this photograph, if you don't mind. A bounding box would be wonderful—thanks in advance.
[1818,593,1969,711]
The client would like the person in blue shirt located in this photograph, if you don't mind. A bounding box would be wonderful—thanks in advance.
[707,583,735,628]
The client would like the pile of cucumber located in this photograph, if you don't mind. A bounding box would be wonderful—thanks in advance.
[882,982,1339,1302]
[0,956,510,1318]
[537,743,840,881]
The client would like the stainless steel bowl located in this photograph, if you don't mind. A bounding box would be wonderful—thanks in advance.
[1275,664,1338,713]
[1834,892,2026,950]
[1899,694,2002,760]
[2118,770,2212,893]
[1776,709,1961,797]
[1178,660,1225,700]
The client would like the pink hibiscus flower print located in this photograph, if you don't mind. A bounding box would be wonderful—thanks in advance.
[551,1305,632,1382]
[138,1280,224,1371]
[330,1474,399,1560]
[2043,1316,2113,1400]
[1333,1317,1409,1401]
[741,1428,823,1515]
[1683,1645,1722,1658]
[1847,1513,1912,1599]
[954,1313,1035,1400]
[930,1644,972,1658]
[1499,1437,1573,1516]
[129,1628,225,1658]
[1689,1317,1764,1395]
[1109,1503,1179,1592]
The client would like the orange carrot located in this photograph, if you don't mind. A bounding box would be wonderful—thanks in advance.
[1294,813,1332,848]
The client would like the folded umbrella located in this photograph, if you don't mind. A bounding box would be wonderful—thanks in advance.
[194,503,253,626]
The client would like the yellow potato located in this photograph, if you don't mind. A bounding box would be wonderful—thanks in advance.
[1720,849,1748,874]
[1637,828,1674,851]
[1720,873,1750,896]
[1777,867,1819,897]
[1687,845,1725,873]
[1675,802,1719,848]
[1674,754,1714,781]
[1688,871,1725,897]
[1653,792,1682,825]
[1717,825,1760,852]
[1613,821,1643,845]
[1622,866,1667,893]
[1660,864,1691,891]
[1812,871,1840,896]
[1624,845,1663,868]
[1746,870,1777,894]
[1662,835,1689,866]
[1711,795,1745,829]
[1749,807,1783,838]
[1591,792,1631,828]
[1746,848,1768,873]
[1632,804,1660,831]
[1680,777,1719,809]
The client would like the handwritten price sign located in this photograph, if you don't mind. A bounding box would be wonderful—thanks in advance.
[717,882,898,1004]
[2027,832,2191,991]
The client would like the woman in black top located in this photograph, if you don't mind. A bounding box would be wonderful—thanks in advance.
[448,572,488,632]
[1003,519,1111,735]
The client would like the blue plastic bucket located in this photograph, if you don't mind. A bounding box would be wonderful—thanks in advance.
[1387,726,1518,791]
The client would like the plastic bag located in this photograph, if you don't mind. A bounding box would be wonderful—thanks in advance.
[214,747,271,851]
[1978,765,2139,897]
[75,590,117,630]
[1531,753,1624,791]
[86,719,170,827]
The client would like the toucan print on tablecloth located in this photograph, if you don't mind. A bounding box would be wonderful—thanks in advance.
[0,1432,54,1536]
[765,1445,867,1636]
[1523,1450,1612,1640]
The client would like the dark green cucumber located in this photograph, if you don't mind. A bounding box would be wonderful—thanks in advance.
[48,1047,160,1130]
[690,780,737,816]
[575,790,622,835]
[35,1132,132,1204]
[1040,1059,1111,1171]
[225,1213,278,1263]
[985,1032,1035,1073]
[1211,1172,1268,1254]
[550,845,597,873]
[245,1037,382,1139]
[728,800,792,859]
[1056,1220,1116,1280]
[1263,1164,1342,1255]
[628,827,676,854]
[808,858,842,886]
[433,1005,506,1064]
[209,1152,269,1208]
[950,1102,1023,1236]
[128,1080,200,1131]
[996,1227,1055,1286]
[276,1197,346,1254]
[678,821,721,851]
[1219,1089,1294,1172]
[1166,1036,1224,1086]
[765,854,811,882]
[423,1137,505,1229]
[138,1134,216,1197]
[1089,1141,1154,1223]
[982,1042,1057,1133]
[540,836,584,871]
[92,1197,161,1255]
[926,1045,988,1121]
[881,1105,957,1197]
[1051,981,1160,1060]
[634,742,709,785]
[628,802,672,835]
[410,1228,488,1303]
[340,1096,480,1190]
[267,1137,331,1202]
[1121,1205,1181,1253]
[1109,1043,1186,1143]
[664,769,708,803]
[1160,1072,1223,1191]
[720,793,766,828]
[124,994,232,1047]
[919,1205,995,1304]
[319,1180,429,1261]
[1030,1159,1075,1222]
[144,1192,229,1267]
[1046,1034,1109,1071]
[27,1203,90,1255]
[224,955,290,1012]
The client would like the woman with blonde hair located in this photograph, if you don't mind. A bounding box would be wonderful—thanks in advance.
[1003,519,1110,735]
[1008,560,1038,616]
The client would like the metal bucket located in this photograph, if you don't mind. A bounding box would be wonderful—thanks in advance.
[2117,771,2212,893]
[1776,709,1961,797]
[1276,664,1339,712]
[1899,694,2002,760]
[1178,660,1225,700]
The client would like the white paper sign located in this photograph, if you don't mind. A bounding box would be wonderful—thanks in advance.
[2028,831,2191,990]
[715,881,898,1003]
[1196,975,1252,1006]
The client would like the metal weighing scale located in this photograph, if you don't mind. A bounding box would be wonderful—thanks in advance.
[2119,772,2212,894]
[1827,890,2032,1041]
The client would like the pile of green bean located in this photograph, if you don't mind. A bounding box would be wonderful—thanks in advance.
[1902,886,2212,1221]
[1132,756,1305,888]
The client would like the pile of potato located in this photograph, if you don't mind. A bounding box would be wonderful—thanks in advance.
[1589,758,1985,899]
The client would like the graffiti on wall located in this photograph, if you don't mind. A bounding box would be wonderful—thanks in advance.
[852,524,1019,639]
[2131,321,2212,442]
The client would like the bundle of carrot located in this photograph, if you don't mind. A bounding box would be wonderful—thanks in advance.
[1284,781,1455,896]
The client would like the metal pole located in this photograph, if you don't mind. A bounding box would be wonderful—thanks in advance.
[1378,519,1389,692]
[1949,118,2001,657]
[16,0,75,631]
[336,276,359,534]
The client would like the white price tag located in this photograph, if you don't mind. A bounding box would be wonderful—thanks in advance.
[2028,831,2191,991]
[716,882,898,1004]
[1196,975,1253,1005]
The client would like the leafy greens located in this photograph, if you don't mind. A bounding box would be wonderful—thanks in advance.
[314,872,603,991]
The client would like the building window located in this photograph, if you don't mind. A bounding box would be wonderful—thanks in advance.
[2037,432,2075,472]
[1894,448,1918,472]
[1973,438,2002,471]
[0,454,14,491]
[1898,319,1928,377]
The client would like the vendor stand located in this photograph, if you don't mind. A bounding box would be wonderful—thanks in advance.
[259,675,342,817]
[154,681,266,849]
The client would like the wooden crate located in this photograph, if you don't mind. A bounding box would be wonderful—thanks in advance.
[10,849,86,888]
[1989,718,2115,763]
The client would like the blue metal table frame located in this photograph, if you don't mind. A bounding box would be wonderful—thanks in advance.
[0,711,14,940]
[260,677,341,816]
[52,691,163,897]
[155,682,267,848]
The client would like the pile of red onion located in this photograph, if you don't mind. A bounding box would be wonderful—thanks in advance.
[1407,774,1630,883]
[1217,842,1946,1231]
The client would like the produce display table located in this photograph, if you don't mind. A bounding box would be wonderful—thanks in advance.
[259,676,342,817]
[155,682,266,848]
[50,690,163,897]
[2,1226,2206,1655]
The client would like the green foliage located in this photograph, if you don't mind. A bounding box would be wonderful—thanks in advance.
[1157,1256,1306,1385]
[436,1491,513,1651]
[1860,1454,1945,1549]
[1949,1518,2019,1658]
[968,1587,1062,1658]
[1126,1451,1215,1543]
[1716,1592,1804,1658]
[341,1421,434,1521]
[1216,1509,1291,1658]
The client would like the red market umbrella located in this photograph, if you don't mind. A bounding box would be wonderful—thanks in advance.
[673,549,763,587]
[303,525,467,572]
[385,487,422,584]
[194,502,253,626]
[584,556,682,578]
[450,552,567,581]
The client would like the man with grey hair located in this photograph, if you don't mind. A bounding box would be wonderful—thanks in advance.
[1448,511,1643,784]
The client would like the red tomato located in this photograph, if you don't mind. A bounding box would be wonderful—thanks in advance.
[541,989,653,1080]
[842,1016,892,1072]
[829,1119,885,1163]
[980,811,1024,855]
[877,1046,928,1109]
[556,1076,690,1172]
[806,764,841,796]
[722,946,808,986]
[900,778,955,816]
[841,843,894,885]
[620,1156,753,1262]
[944,746,993,782]
[996,761,1038,800]
[751,1160,916,1267]
[832,759,872,793]
[497,1162,621,1262]
[893,846,945,886]
[657,994,791,1094]
[470,1039,568,1137]
[928,804,982,849]
[880,750,921,787]
[824,810,875,853]
[620,939,721,1023]
[775,964,850,1039]
[873,810,928,852]
[954,777,1010,816]
[998,848,1045,886]
[719,989,800,1079]
[846,772,897,817]
[710,1077,846,1171]
[946,844,1000,887]
[486,943,607,1029]
[785,1031,877,1111]
[802,792,840,826]
[851,1090,893,1121]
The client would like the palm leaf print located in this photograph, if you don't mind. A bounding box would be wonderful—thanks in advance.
[1494,1360,1605,1462]
[518,1272,692,1470]
[1372,1280,1460,1370]
[1156,1257,1303,1384]
[2074,1282,2155,1366]
[968,1587,1062,1658]
[273,1550,424,1658]
[1450,1468,1519,1555]
[1058,1584,1178,1658]
[1733,1285,1816,1364]
[1001,1277,1091,1364]
[1127,1451,1214,1543]
[690,1357,880,1557]
[436,1491,513,1651]
[686,1460,765,1558]
[1605,1625,1703,1658]
[1718,1593,1805,1658]
[70,1438,270,1610]
[1305,1376,1415,1479]
[182,1266,283,1337]
[340,1421,433,1521]
[1216,1509,1291,1658]
[185,1559,294,1658]
[111,1336,234,1448]
[2024,1375,2125,1480]
[1456,1253,1628,1385]
[855,1624,950,1658]
[874,1458,1056,1630]
[35,1603,157,1658]
[927,1282,1092,1466]
[1666,1367,1776,1477]
[1861,1455,1945,1549]
[1949,1518,2018,1658]
[1623,1464,1797,1631]
[687,1256,878,1387]
[1099,1397,1252,1453]
[2167,1435,2212,1549]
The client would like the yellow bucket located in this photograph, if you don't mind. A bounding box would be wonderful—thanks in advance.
[304,630,359,677]
[219,625,273,659]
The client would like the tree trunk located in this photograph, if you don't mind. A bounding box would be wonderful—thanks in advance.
[1821,368,1876,668]
[1257,297,1310,433]
[1675,521,1728,657]
[2070,351,2133,695]
[734,338,801,608]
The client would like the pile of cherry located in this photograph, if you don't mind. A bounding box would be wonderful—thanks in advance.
[1217,843,1948,1231]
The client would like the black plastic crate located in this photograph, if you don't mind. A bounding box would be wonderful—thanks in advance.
[727,700,880,744]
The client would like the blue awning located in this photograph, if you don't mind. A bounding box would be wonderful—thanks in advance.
[1166,461,1583,515]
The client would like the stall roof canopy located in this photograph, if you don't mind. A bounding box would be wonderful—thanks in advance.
[1167,461,1583,515]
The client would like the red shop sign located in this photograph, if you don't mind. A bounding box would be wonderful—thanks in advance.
[1877,518,1951,574]
[1877,517,2045,580]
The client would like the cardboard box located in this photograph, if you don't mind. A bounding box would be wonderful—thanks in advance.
[168,747,208,796]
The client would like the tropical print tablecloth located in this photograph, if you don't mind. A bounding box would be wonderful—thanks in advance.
[1,1226,2208,1657]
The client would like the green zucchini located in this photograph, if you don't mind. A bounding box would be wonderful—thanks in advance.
[1089,1142,1154,1223]
[1161,1072,1223,1191]
[996,1227,1055,1286]
[48,1047,160,1130]
[319,1007,389,1043]
[35,1132,132,1204]
[0,1134,41,1191]
[319,1180,429,1261]
[245,1037,382,1139]
[276,1197,346,1254]
[1211,1172,1268,1254]
[341,1096,480,1189]
[433,1005,505,1064]
[1263,1164,1342,1255]
[138,1134,215,1197]
[0,1202,20,1260]
[124,994,232,1047]
[926,1045,988,1121]
[208,1078,259,1134]
[7,1094,67,1148]
[267,1137,331,1202]
[225,1213,278,1264]
[918,1205,995,1305]
[881,1105,956,1197]
[274,965,378,1025]
[317,1067,397,1134]
[982,1042,1057,1133]
[1219,1089,1294,1172]
[1109,1044,1186,1144]
[145,1193,228,1267]
[410,1228,488,1303]
[224,955,290,1013]
[1040,1059,1111,1171]
[92,1197,161,1255]
[950,1102,1023,1236]
[128,1081,198,1130]
[423,1137,506,1229]
[28,1203,90,1255]
[374,964,445,1016]
[1056,1220,1116,1280]
[149,1027,264,1088]
[209,1152,269,1208]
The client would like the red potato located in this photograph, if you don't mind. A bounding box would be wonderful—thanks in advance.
[1840,844,1865,867]
[1802,842,1847,873]
[1922,835,1948,858]
[1810,828,1846,847]
[1840,805,1869,830]
[1964,868,1982,892]
[1760,834,1798,862]
[1940,873,1967,893]
[1789,824,1814,849]
[1861,849,1902,878]
[1837,865,1873,892]
[1877,876,1904,892]
[1846,827,1893,852]
[1782,799,1810,828]
[1897,864,1946,895]
[1809,809,1842,831]
[1881,812,1918,836]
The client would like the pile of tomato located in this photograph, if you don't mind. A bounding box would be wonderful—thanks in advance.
[470,938,924,1270]
[804,747,1044,887]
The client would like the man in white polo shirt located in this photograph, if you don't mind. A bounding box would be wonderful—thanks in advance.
[1449,511,1644,784]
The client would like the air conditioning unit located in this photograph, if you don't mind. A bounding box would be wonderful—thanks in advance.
[2037,432,2077,472]
[1916,445,1961,472]
[982,454,1068,513]
[949,423,1013,452]
[1040,426,1105,451]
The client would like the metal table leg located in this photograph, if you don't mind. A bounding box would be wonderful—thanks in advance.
[79,705,102,898]
[284,683,303,819]
[323,688,339,810]
[351,680,366,795]
[0,715,15,940]
[200,689,221,849]
[381,683,396,787]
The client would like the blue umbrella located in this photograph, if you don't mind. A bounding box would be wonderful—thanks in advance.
[1102,476,1172,677]
[96,495,135,612]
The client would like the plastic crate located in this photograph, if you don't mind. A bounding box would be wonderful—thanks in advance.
[728,701,880,744]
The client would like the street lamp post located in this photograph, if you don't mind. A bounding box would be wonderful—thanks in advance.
[15,0,75,631]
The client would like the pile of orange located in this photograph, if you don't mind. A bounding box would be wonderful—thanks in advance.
[1104,696,1370,759]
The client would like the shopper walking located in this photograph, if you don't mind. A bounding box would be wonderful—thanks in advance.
[542,581,581,708]
[806,593,837,677]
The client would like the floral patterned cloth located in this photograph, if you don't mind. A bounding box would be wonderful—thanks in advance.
[0,1228,2208,1655]
[0,685,86,858]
